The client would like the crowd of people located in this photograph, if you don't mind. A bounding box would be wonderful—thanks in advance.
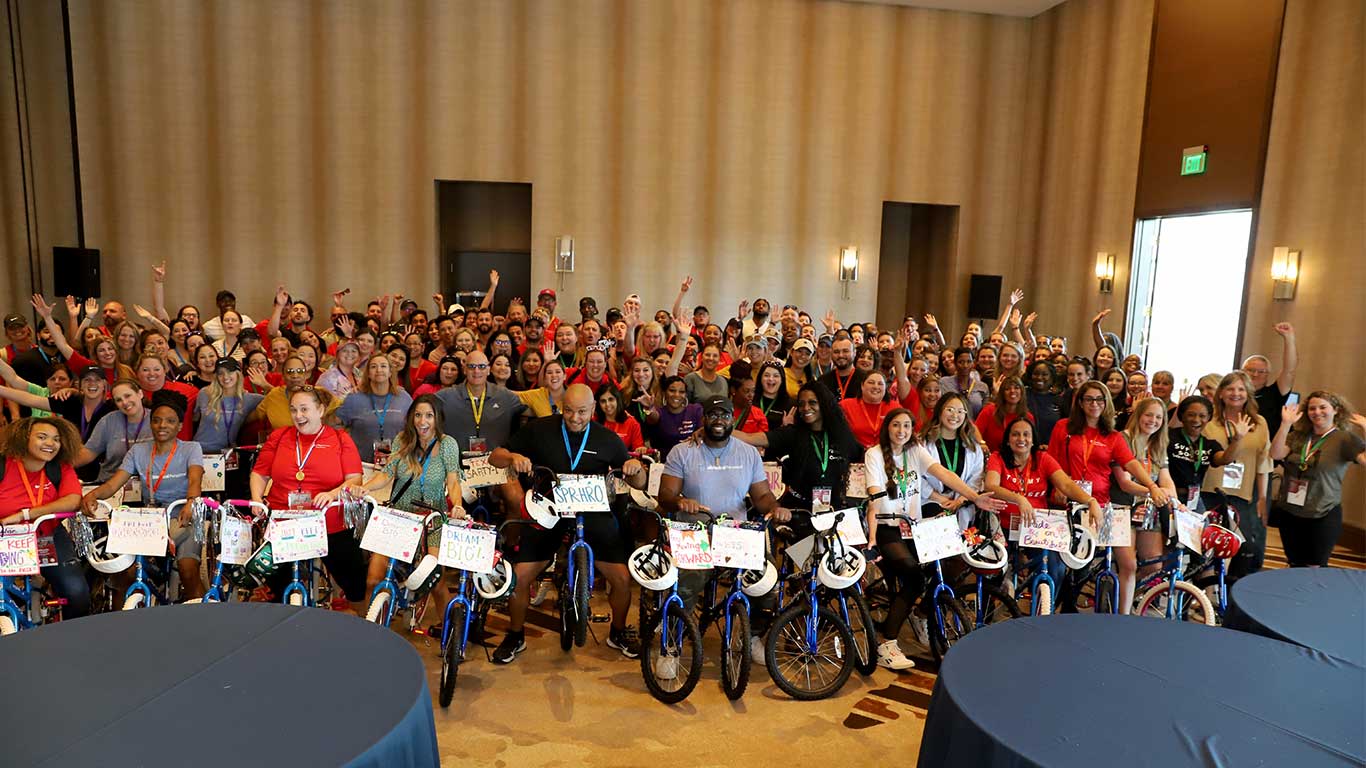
[2,263,1363,673]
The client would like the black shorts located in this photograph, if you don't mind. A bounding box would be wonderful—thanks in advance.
[510,510,632,565]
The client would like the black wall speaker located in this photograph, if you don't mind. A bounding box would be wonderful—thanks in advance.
[966,274,1003,319]
[52,247,101,298]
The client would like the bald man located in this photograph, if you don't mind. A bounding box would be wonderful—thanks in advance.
[489,383,647,664]
[435,350,525,455]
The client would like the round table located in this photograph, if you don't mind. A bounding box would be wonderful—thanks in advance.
[0,603,439,767]
[917,614,1365,768]
[1225,567,1365,666]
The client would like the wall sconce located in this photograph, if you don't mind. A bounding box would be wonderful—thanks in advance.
[554,236,574,273]
[1095,251,1115,294]
[839,246,859,281]
[1271,247,1299,300]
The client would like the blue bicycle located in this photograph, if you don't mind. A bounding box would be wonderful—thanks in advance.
[630,508,703,705]
[366,506,444,628]
[1133,532,1216,625]
[199,499,268,604]
[438,518,515,707]
[876,511,975,662]
[698,515,773,700]
[0,512,76,634]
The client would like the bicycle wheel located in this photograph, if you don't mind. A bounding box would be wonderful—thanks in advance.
[841,591,878,677]
[366,589,393,626]
[928,592,973,662]
[765,603,854,701]
[572,547,590,648]
[0,615,15,635]
[439,602,466,708]
[638,585,659,633]
[123,593,147,611]
[639,601,704,704]
[961,582,1021,627]
[1135,580,1215,625]
[1032,582,1052,616]
[1094,574,1118,615]
[719,599,751,700]
[557,578,573,652]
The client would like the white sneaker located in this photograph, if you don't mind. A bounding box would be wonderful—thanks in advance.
[876,639,916,671]
[529,580,553,607]
[910,615,930,648]
[750,635,766,665]
[654,654,679,681]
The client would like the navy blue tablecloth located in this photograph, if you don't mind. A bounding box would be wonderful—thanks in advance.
[918,614,1365,768]
[0,603,439,767]
[1225,567,1365,667]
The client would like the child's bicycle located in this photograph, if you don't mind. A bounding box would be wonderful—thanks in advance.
[0,512,78,634]
[364,507,445,628]
[1131,505,1221,625]
[953,508,1018,628]
[876,511,975,662]
[272,500,351,608]
[436,517,516,707]
[1187,494,1243,624]
[197,499,268,603]
[696,514,774,700]
[629,508,704,705]
[86,499,202,609]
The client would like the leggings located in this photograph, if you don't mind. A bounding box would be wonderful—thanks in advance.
[41,526,91,619]
[1277,505,1343,567]
[874,525,925,641]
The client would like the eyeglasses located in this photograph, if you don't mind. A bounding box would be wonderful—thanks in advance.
[1081,395,1107,404]
[943,408,968,417]
[284,368,306,375]
[466,363,489,371]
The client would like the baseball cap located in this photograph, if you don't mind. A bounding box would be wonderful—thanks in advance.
[448,305,466,315]
[399,298,419,310]
[793,338,815,354]
[538,289,556,300]
[624,293,641,305]
[78,365,106,381]
[214,357,241,372]
[3,314,27,329]
[817,334,835,347]
[743,335,767,350]
[699,394,734,415]
[238,327,260,341]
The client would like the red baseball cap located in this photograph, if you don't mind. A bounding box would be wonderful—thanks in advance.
[538,289,556,300]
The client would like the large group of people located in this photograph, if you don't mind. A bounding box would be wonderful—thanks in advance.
[2,264,1363,675]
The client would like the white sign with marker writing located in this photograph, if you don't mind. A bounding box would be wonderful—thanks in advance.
[845,464,868,499]
[360,506,425,563]
[438,523,498,574]
[218,513,254,566]
[1175,507,1205,556]
[1019,510,1071,553]
[910,515,968,563]
[667,522,712,570]
[0,524,40,576]
[268,512,328,563]
[812,508,868,547]
[201,454,226,492]
[462,454,509,489]
[107,508,168,557]
[1096,506,1132,547]
[553,474,611,514]
[647,462,666,496]
[709,522,766,571]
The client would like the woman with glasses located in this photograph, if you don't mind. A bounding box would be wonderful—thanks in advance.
[253,354,340,430]
[1047,382,1169,512]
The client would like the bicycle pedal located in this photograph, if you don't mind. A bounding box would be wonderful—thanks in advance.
[590,614,611,623]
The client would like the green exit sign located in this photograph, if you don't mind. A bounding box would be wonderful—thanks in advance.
[1181,145,1208,176]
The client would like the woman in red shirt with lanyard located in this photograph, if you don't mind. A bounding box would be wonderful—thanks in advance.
[1048,381,1169,612]
[841,370,899,448]
[0,417,89,617]
[250,387,365,615]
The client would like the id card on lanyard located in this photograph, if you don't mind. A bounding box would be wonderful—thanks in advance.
[371,393,394,466]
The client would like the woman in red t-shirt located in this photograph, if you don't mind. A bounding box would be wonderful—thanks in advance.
[1047,381,1171,612]
[841,371,899,448]
[0,417,90,617]
[729,375,770,434]
[975,375,1033,455]
[594,383,644,453]
[250,387,365,614]
[135,354,199,439]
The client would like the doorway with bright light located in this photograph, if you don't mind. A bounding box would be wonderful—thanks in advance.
[1123,210,1254,391]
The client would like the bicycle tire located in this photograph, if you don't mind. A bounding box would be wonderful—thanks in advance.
[962,582,1021,627]
[572,547,590,648]
[557,581,573,652]
[928,592,973,662]
[123,593,147,611]
[1136,580,1215,626]
[720,598,752,700]
[366,589,393,626]
[639,600,704,704]
[0,615,15,635]
[1192,574,1227,625]
[1033,582,1052,617]
[765,603,854,701]
[439,602,465,708]
[1095,574,1118,615]
[843,591,878,677]
[287,592,305,607]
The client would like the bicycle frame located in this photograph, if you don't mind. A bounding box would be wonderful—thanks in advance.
[1135,547,1189,619]
[1012,548,1057,616]
[279,500,340,607]
[440,570,478,661]
[1092,546,1119,614]
[200,499,266,603]
[127,501,186,607]
[0,513,75,631]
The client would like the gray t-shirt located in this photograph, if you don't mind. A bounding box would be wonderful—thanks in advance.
[436,384,526,454]
[337,389,413,463]
[684,371,729,405]
[119,439,205,506]
[192,391,265,452]
[1278,428,1366,518]
[85,411,154,483]
[663,437,765,523]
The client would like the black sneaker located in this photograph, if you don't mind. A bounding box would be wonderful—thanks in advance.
[606,625,640,659]
[492,631,526,664]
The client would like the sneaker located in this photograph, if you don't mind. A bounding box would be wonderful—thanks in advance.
[606,625,640,659]
[653,654,679,681]
[876,639,916,671]
[529,580,553,607]
[492,631,526,664]
[910,615,930,648]
[750,635,766,665]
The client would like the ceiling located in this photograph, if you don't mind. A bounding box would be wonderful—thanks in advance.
[843,0,1067,18]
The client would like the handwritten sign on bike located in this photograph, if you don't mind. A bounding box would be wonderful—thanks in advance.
[1019,510,1071,553]
[647,462,666,496]
[911,515,968,563]
[0,524,40,576]
[667,521,712,570]
[845,464,868,499]
[1097,506,1132,547]
[218,513,254,566]
[763,462,785,498]
[1174,507,1204,556]
[107,508,169,557]
[438,522,497,574]
[201,454,226,492]
[267,512,328,563]
[812,508,868,547]
[553,474,611,515]
[462,454,509,489]
[360,506,425,563]
[709,522,765,571]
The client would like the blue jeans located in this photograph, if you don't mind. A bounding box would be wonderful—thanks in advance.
[1010,541,1065,596]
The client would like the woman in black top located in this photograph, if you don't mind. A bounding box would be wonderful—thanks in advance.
[1165,395,1231,511]
[734,383,862,511]
[755,360,793,431]
[1024,360,1063,442]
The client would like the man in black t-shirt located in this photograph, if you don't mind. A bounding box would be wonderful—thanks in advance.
[489,384,646,665]
[1242,322,1296,437]
[817,337,866,401]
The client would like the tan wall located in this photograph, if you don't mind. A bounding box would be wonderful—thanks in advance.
[1246,0,1365,525]
[31,0,1037,330]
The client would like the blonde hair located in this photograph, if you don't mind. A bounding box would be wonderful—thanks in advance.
[204,365,245,423]
[1122,396,1170,465]
[1212,371,1259,421]
[357,354,402,395]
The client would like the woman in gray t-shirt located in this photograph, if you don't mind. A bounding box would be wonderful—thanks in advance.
[1271,391,1366,567]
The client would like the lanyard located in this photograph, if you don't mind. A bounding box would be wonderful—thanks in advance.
[466,386,485,431]
[894,448,912,499]
[294,429,324,486]
[124,414,148,451]
[758,396,775,415]
[147,441,179,498]
[1181,432,1205,475]
[413,437,440,502]
[733,408,747,429]
[1300,428,1336,470]
[79,403,96,441]
[561,421,591,471]
[1006,455,1034,495]
[834,370,854,399]
[221,398,239,436]
[17,461,47,510]
[371,392,394,433]
[810,431,830,475]
[938,437,961,476]
[856,400,881,436]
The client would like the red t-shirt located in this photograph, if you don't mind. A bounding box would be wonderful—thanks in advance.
[841,398,899,448]
[734,405,770,434]
[65,351,96,376]
[253,425,362,533]
[975,404,1033,456]
[405,361,437,394]
[599,415,645,452]
[986,450,1062,531]
[0,458,81,534]
[568,369,617,396]
[1046,422,1135,505]
[144,381,200,439]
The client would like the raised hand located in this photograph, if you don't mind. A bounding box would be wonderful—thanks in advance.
[1009,288,1024,305]
[923,313,939,329]
[1092,308,1112,323]
[1232,414,1255,439]
[84,297,98,315]
[1023,311,1037,328]
[823,308,836,331]
[1348,413,1366,432]
[489,270,500,286]
[680,276,693,293]
[1009,308,1022,328]
[29,294,55,318]
[737,299,750,320]
[274,285,290,307]
[337,315,356,339]
[64,295,78,315]
[632,392,655,410]
[1274,322,1294,337]
[781,407,796,427]
[1280,403,1303,428]
[433,293,445,311]
[152,261,167,283]
[132,303,155,319]
[332,288,350,307]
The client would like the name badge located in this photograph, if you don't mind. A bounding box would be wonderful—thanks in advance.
[287,490,313,510]
[812,487,832,511]
[1221,462,1244,490]
[224,448,240,471]
[372,440,392,467]
[1285,477,1308,506]
[1075,480,1093,497]
[468,437,488,454]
